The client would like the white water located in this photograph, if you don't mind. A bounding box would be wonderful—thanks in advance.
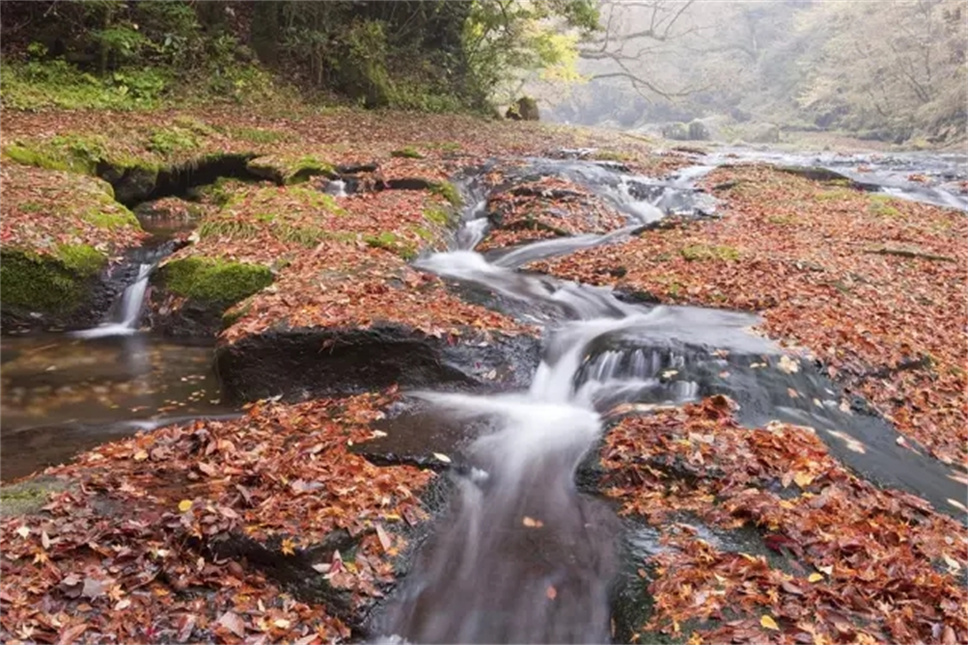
[73,263,152,339]
[382,178,751,640]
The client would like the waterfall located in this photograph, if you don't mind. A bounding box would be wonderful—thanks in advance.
[73,263,152,339]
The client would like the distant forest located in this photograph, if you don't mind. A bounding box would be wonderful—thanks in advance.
[539,0,967,146]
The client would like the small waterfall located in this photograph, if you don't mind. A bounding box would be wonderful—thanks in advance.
[378,168,733,641]
[73,263,152,339]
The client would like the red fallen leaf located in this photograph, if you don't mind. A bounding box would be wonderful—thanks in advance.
[780,580,804,596]
[217,611,246,638]
[763,533,796,553]
[546,586,557,600]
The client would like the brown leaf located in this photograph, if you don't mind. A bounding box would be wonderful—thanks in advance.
[57,622,88,645]
[375,522,392,552]
[218,611,246,638]
[81,577,105,599]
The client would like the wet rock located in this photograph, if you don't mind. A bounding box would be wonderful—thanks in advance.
[0,248,129,333]
[215,324,539,403]
[203,529,363,628]
[150,257,274,338]
[0,476,71,517]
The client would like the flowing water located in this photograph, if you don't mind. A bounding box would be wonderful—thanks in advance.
[1,149,964,639]
[373,154,966,642]
[1,208,235,481]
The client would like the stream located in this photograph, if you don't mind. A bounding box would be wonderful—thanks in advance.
[0,145,964,641]
[368,152,966,642]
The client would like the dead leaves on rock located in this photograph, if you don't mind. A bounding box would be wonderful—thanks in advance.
[538,165,968,467]
[605,398,968,644]
[0,392,430,644]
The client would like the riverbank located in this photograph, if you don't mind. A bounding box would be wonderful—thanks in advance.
[1,105,966,644]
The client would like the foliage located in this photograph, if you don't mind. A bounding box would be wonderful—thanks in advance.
[463,0,599,104]
[1,0,603,113]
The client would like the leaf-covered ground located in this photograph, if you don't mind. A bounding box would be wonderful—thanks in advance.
[604,396,967,644]
[0,164,145,258]
[0,392,431,644]
[2,106,967,645]
[533,166,968,467]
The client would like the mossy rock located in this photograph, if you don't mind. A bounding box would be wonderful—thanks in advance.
[159,257,274,306]
[0,245,107,317]
[246,155,335,185]
[0,477,71,518]
[505,96,540,121]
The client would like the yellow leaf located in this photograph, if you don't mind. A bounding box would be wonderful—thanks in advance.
[133,450,149,462]
[760,615,779,631]
[793,471,815,488]
[177,500,193,513]
[281,538,296,556]
[808,572,824,583]
[818,565,833,575]
[522,516,544,528]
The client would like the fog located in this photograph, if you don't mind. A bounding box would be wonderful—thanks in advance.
[529,0,967,147]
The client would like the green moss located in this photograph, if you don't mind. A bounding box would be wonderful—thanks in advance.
[160,257,273,305]
[816,188,854,202]
[172,115,218,136]
[869,195,901,218]
[233,127,288,144]
[364,231,418,260]
[246,155,335,185]
[680,244,741,262]
[197,217,262,240]
[3,143,73,172]
[54,244,107,274]
[0,246,106,314]
[391,146,425,159]
[424,205,454,228]
[147,125,201,156]
[768,215,798,226]
[430,181,462,206]
[190,177,250,205]
[82,205,140,230]
[593,150,634,162]
[1,477,70,517]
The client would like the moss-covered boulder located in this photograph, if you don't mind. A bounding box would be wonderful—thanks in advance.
[505,96,540,121]
[0,246,110,330]
[152,256,274,336]
[246,154,334,185]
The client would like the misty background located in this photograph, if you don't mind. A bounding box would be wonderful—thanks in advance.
[526,0,966,148]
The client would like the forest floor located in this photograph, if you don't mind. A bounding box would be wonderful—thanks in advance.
[1,105,966,645]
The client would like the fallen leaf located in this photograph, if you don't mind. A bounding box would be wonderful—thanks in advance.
[432,452,452,463]
[761,615,779,631]
[522,516,544,528]
[178,499,193,512]
[218,611,246,638]
[81,577,104,599]
[133,450,149,462]
[375,522,392,552]
[793,471,815,488]
[808,572,824,583]
[56,622,88,645]
[546,585,557,600]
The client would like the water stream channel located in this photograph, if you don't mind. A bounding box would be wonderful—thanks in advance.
[1,145,965,641]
